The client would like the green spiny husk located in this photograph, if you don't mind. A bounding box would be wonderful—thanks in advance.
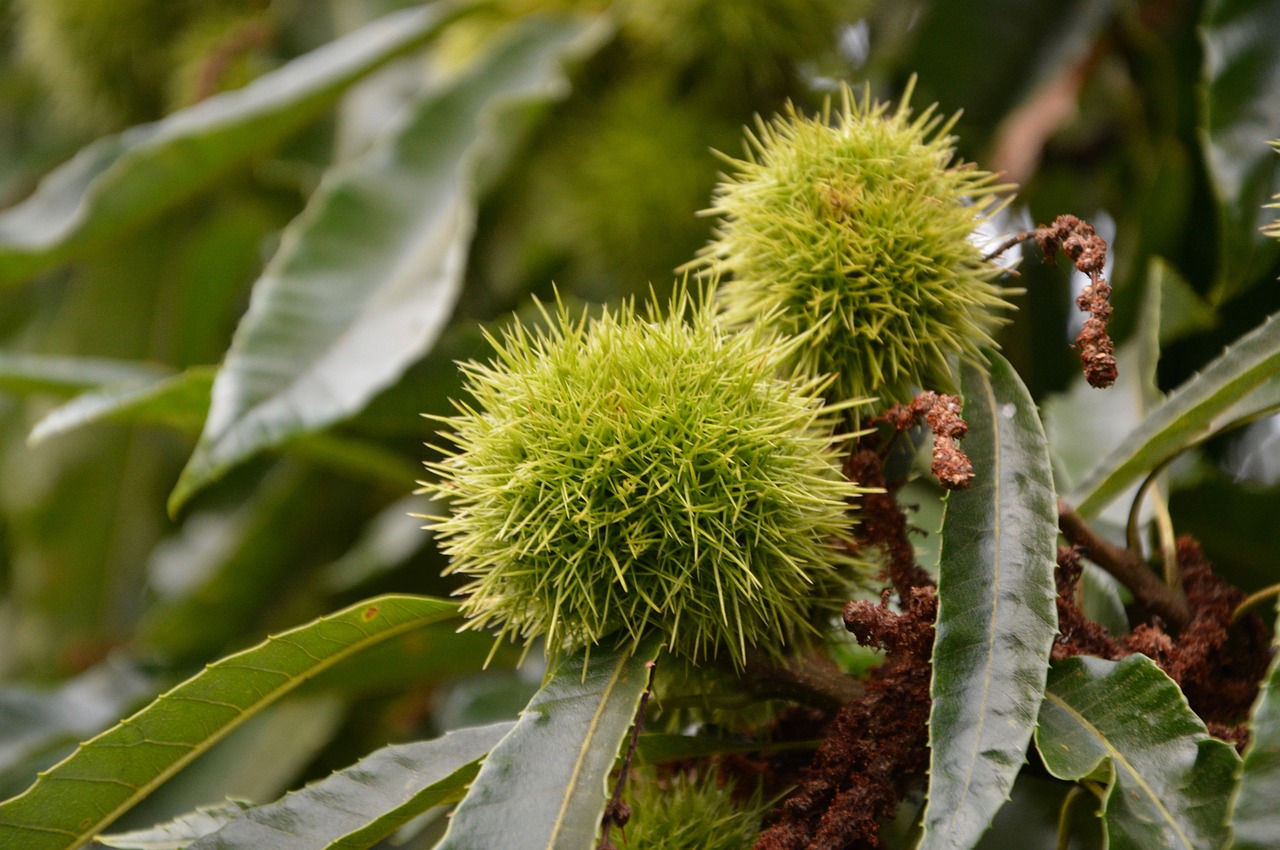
[423,285,872,665]
[691,80,1019,407]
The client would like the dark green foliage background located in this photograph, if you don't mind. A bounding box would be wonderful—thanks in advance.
[0,0,1277,848]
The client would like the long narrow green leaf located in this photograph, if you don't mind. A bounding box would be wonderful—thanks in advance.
[98,801,253,850]
[0,4,472,288]
[1200,0,1280,298]
[0,353,168,397]
[1226,606,1280,849]
[168,16,605,515]
[0,595,458,850]
[29,368,214,444]
[437,636,663,850]
[919,354,1058,850]
[1069,309,1280,517]
[100,722,513,850]
[1036,654,1240,850]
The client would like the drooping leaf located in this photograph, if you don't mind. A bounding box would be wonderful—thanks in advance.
[168,16,606,515]
[0,353,167,397]
[1226,606,1280,849]
[1069,308,1280,517]
[102,722,513,850]
[0,595,458,850]
[0,659,155,793]
[97,800,253,850]
[1200,0,1280,299]
[0,4,473,288]
[1036,654,1240,850]
[28,368,213,444]
[436,636,662,850]
[918,353,1058,850]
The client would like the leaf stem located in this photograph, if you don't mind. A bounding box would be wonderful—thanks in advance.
[1058,499,1190,629]
[738,650,866,711]
[1231,583,1280,624]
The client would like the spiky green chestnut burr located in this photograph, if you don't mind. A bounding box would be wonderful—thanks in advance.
[620,768,769,850]
[424,287,870,665]
[691,81,1017,407]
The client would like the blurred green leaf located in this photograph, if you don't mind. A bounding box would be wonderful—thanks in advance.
[919,354,1057,850]
[0,4,472,288]
[0,594,457,850]
[1226,606,1280,849]
[1200,0,1280,299]
[1036,654,1240,850]
[28,368,213,444]
[169,16,604,515]
[106,723,514,850]
[907,0,1116,139]
[318,494,434,592]
[437,636,662,850]
[0,353,167,397]
[98,800,253,850]
[0,659,155,793]
[1069,308,1280,517]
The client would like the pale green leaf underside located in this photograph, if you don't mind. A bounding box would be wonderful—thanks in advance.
[1036,655,1239,850]
[1069,308,1280,517]
[0,3,472,288]
[98,800,253,849]
[175,722,512,850]
[920,353,1057,850]
[0,595,458,850]
[437,636,663,850]
[29,368,214,444]
[170,15,603,514]
[0,353,168,397]
[1226,607,1280,850]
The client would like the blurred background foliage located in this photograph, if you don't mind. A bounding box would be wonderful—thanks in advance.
[0,0,1276,846]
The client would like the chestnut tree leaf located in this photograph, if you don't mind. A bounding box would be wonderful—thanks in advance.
[436,636,662,850]
[0,595,458,850]
[1225,606,1280,849]
[169,15,605,515]
[1200,0,1280,299]
[919,352,1058,850]
[99,722,513,850]
[1069,308,1280,517]
[0,4,472,288]
[1036,654,1239,850]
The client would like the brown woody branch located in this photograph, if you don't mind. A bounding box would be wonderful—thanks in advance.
[1057,499,1190,629]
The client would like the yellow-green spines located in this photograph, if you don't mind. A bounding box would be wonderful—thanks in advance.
[424,287,871,665]
[693,82,1017,407]
[623,768,769,850]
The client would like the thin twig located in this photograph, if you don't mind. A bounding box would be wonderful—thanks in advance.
[598,660,657,850]
[1057,499,1190,629]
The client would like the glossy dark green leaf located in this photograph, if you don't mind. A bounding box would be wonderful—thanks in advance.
[918,353,1058,850]
[437,636,662,850]
[28,368,213,444]
[1069,308,1280,517]
[106,722,512,850]
[1226,606,1280,849]
[0,4,471,288]
[1036,655,1240,850]
[169,16,603,515]
[0,595,458,850]
[1200,0,1280,298]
